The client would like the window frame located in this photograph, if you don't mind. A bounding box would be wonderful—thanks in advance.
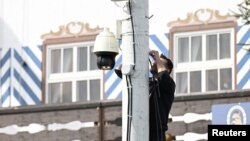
[42,33,105,103]
[169,21,237,95]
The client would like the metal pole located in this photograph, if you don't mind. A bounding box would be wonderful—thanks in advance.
[121,0,149,140]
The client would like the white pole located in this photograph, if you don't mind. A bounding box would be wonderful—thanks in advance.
[121,0,149,141]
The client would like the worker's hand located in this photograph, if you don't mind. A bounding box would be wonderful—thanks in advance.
[149,50,167,73]
[149,50,160,62]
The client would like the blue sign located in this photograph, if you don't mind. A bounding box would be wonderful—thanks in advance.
[212,102,250,125]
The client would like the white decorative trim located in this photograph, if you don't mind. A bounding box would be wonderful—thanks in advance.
[170,112,212,124]
[0,123,45,135]
[176,132,208,141]
[0,121,94,135]
[48,121,94,131]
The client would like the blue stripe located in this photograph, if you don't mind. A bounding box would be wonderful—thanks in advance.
[237,53,250,72]
[37,45,42,51]
[14,50,41,90]
[164,33,169,39]
[149,35,169,56]
[1,87,10,104]
[238,69,250,89]
[237,25,243,32]
[23,47,42,70]
[14,49,25,63]
[105,78,122,98]
[237,27,250,52]
[23,66,41,90]
[1,68,11,84]
[14,69,41,104]
[116,91,122,99]
[105,56,122,81]
[0,49,11,68]
[13,88,27,106]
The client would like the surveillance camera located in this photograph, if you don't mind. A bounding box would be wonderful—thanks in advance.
[93,28,119,70]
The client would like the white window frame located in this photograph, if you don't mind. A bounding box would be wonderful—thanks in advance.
[45,42,103,103]
[173,28,235,95]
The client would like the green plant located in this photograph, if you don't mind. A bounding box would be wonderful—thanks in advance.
[231,0,250,25]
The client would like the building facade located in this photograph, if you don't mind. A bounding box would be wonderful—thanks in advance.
[0,0,249,140]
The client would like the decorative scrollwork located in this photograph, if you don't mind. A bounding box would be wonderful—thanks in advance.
[41,21,102,39]
[168,8,234,27]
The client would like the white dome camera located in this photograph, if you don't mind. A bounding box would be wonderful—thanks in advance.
[93,28,119,70]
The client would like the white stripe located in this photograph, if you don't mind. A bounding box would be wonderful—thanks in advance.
[13,58,41,101]
[15,60,41,99]
[10,96,21,107]
[156,33,169,50]
[0,49,11,75]
[13,76,35,105]
[23,47,42,81]
[25,45,42,62]
[1,78,10,96]
[237,58,250,84]
[1,78,10,107]
[105,71,120,92]
[12,56,35,105]
[149,38,162,53]
[2,97,10,107]
[237,25,250,43]
[107,82,122,99]
[237,49,248,64]
[0,49,11,107]
[1,61,10,79]
[15,47,25,60]
[243,76,250,89]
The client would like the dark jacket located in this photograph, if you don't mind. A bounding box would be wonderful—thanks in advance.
[149,70,175,138]
[115,69,175,140]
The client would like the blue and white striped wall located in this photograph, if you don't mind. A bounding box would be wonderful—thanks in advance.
[0,26,249,106]
[237,25,250,90]
[0,46,42,107]
[0,48,11,107]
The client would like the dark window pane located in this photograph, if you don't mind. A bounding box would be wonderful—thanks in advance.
[191,36,202,62]
[220,33,231,59]
[178,37,189,63]
[62,82,72,103]
[220,68,232,90]
[77,47,87,71]
[176,72,188,93]
[190,71,201,92]
[63,48,73,72]
[51,49,61,73]
[90,46,98,70]
[77,81,88,101]
[90,79,100,101]
[206,35,217,60]
[206,69,218,91]
[48,83,60,104]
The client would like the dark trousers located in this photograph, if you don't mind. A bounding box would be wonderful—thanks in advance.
[150,130,166,141]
